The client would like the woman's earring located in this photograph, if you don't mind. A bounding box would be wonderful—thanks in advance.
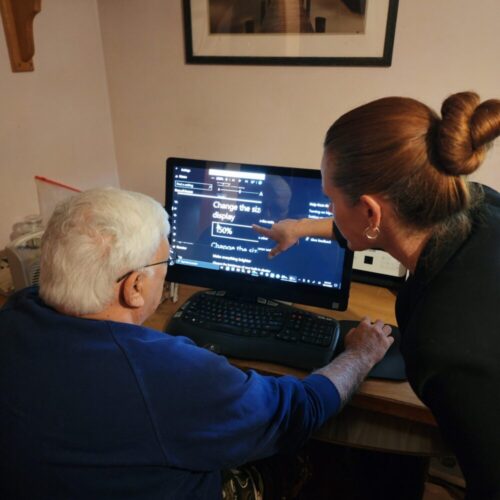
[364,226,380,240]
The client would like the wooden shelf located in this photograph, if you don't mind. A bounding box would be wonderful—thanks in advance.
[0,0,41,72]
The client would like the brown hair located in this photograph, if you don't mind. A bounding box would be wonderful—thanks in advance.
[323,92,500,230]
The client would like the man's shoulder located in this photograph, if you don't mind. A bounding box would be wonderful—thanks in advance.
[107,320,196,350]
[1,285,39,310]
[106,321,216,367]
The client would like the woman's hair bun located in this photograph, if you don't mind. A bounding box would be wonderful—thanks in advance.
[436,91,500,176]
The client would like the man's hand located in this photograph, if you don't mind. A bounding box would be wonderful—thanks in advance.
[252,219,301,258]
[343,317,393,366]
[315,317,394,407]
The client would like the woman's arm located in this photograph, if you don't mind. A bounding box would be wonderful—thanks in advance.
[252,218,335,258]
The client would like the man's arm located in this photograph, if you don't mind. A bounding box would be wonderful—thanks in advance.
[315,318,393,407]
[253,218,334,258]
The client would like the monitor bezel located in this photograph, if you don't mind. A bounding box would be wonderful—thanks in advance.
[164,157,354,311]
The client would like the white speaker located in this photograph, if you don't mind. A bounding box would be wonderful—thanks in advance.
[352,249,407,287]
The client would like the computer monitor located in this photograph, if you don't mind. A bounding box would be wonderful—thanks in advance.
[165,157,354,311]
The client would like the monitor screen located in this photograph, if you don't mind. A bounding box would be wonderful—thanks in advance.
[165,157,353,310]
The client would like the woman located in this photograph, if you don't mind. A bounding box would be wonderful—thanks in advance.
[253,91,500,499]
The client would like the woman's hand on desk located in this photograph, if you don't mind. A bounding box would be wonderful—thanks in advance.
[315,317,394,408]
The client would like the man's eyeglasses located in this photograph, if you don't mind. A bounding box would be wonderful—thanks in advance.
[116,260,169,283]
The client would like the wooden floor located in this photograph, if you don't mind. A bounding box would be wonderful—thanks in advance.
[261,0,314,33]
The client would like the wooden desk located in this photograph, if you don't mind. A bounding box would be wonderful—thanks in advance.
[147,282,448,457]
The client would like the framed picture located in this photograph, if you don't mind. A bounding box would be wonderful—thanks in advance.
[182,0,399,67]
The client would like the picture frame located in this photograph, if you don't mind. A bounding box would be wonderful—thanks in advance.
[182,0,399,67]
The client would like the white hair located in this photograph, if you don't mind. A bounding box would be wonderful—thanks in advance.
[39,187,170,315]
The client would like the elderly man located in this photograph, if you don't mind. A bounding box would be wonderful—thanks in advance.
[0,187,392,500]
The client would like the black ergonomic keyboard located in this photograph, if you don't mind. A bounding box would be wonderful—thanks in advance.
[166,290,407,379]
[166,290,340,370]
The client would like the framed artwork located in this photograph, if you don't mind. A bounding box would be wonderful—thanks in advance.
[182,0,399,67]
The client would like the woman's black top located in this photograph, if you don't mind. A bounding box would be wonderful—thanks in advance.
[335,184,500,499]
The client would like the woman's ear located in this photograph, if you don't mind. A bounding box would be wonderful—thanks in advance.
[359,194,383,228]
[121,272,145,308]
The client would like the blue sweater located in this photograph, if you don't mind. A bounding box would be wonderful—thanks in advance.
[0,287,340,499]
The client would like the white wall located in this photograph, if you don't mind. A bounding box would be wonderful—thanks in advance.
[0,0,119,248]
[1,0,498,250]
[97,0,500,207]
